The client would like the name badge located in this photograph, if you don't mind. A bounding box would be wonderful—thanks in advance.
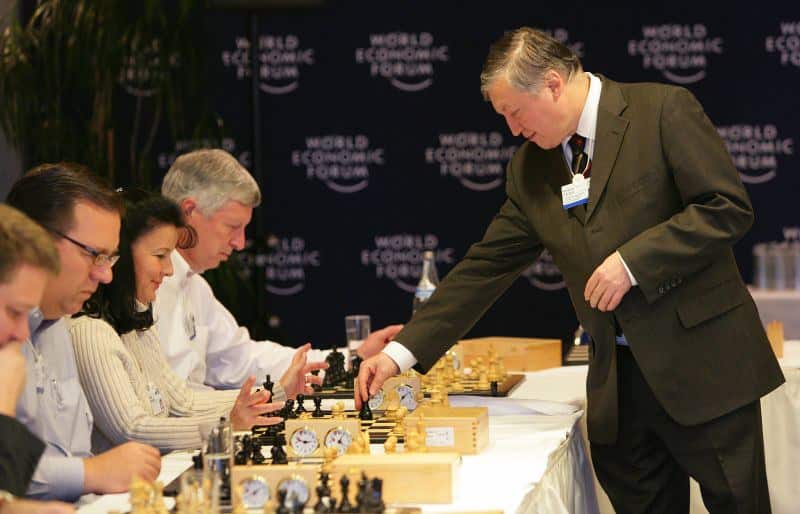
[146,382,167,416]
[561,174,590,209]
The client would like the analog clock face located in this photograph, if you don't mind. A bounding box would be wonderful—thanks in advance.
[277,476,310,506]
[240,476,270,508]
[367,388,385,410]
[289,427,319,457]
[324,427,353,455]
[397,384,418,411]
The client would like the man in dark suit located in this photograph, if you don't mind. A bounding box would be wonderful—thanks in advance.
[356,27,784,514]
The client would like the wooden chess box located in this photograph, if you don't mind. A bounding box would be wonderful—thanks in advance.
[329,452,461,504]
[455,336,562,372]
[403,405,489,455]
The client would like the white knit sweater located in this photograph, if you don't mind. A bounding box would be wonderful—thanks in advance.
[68,315,285,453]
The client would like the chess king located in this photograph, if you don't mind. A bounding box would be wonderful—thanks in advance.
[357,27,784,514]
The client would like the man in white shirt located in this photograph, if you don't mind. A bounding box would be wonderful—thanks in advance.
[155,149,401,390]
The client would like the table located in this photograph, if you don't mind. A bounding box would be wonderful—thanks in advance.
[750,288,800,339]
[76,394,596,514]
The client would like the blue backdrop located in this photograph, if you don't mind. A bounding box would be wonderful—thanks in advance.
[141,3,799,349]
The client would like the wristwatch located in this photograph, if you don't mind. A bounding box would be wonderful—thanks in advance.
[0,490,15,509]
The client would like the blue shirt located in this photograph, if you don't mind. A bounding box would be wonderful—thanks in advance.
[15,309,93,500]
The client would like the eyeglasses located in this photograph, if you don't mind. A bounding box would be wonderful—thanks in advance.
[51,229,120,268]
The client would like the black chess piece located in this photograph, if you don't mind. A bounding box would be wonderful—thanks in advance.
[284,399,297,419]
[271,434,288,464]
[355,472,370,512]
[350,355,363,379]
[310,369,322,392]
[276,489,290,514]
[296,394,307,414]
[490,380,499,397]
[250,438,265,465]
[263,374,275,396]
[312,395,324,418]
[323,347,347,387]
[338,474,354,513]
[314,472,333,514]
[287,491,304,514]
[369,478,385,513]
[358,397,373,421]
[234,434,251,465]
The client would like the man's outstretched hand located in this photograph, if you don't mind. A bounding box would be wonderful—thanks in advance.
[355,353,400,409]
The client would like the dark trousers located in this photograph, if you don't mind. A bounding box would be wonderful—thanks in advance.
[590,346,771,514]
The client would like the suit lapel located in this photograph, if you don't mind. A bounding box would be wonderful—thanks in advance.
[586,79,629,222]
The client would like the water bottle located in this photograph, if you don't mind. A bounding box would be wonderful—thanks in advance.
[412,250,439,315]
[204,416,232,500]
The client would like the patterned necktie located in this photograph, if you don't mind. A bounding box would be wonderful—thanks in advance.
[568,133,591,178]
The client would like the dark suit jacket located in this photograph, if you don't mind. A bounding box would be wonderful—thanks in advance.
[0,414,45,496]
[396,77,785,444]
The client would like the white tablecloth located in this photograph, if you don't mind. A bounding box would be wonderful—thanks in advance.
[750,288,800,339]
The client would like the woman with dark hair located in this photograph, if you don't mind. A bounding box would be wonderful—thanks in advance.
[68,190,323,452]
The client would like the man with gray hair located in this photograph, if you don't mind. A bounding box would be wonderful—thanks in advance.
[155,149,401,390]
[357,27,782,514]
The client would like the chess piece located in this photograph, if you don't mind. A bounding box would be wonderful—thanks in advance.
[391,406,407,438]
[338,474,354,513]
[251,437,266,464]
[331,401,346,420]
[271,434,288,464]
[235,434,252,465]
[369,478,386,513]
[284,399,297,419]
[323,347,347,387]
[276,489,290,514]
[152,481,168,514]
[361,429,371,454]
[383,435,397,453]
[263,374,275,396]
[356,472,370,513]
[490,381,499,397]
[347,434,365,454]
[129,476,151,514]
[310,369,322,392]
[322,446,338,473]
[295,394,307,414]
[384,388,400,418]
[314,473,333,514]
[477,370,490,390]
[232,485,248,514]
[312,395,324,417]
[416,415,428,452]
[359,396,373,421]
[404,429,420,452]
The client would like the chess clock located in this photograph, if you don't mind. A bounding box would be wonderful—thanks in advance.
[285,418,361,458]
[323,427,353,455]
[239,476,270,508]
[288,427,319,457]
[277,475,311,505]
[367,388,385,410]
[361,375,422,412]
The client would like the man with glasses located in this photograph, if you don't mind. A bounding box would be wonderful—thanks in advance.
[7,164,161,501]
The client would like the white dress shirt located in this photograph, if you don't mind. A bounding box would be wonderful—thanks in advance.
[16,310,93,501]
[153,251,329,390]
[383,72,637,372]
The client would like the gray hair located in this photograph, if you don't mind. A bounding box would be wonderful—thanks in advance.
[480,27,582,100]
[161,149,261,214]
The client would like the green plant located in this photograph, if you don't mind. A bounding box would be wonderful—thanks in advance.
[0,0,216,186]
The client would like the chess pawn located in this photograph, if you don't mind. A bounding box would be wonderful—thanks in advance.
[331,401,346,420]
[444,354,455,382]
[449,372,465,392]
[152,481,168,514]
[477,369,490,390]
[384,388,400,418]
[404,429,420,453]
[384,435,397,453]
[347,434,365,454]
[361,429,371,455]
[232,485,248,514]
[416,415,428,452]
[129,476,151,514]
[391,406,407,438]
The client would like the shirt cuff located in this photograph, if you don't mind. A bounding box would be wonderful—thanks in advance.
[617,251,638,286]
[27,455,85,501]
[382,342,417,373]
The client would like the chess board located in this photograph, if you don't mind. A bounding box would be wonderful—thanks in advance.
[426,372,524,397]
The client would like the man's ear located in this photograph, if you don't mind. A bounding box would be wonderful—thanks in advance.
[180,198,198,219]
[543,69,565,101]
